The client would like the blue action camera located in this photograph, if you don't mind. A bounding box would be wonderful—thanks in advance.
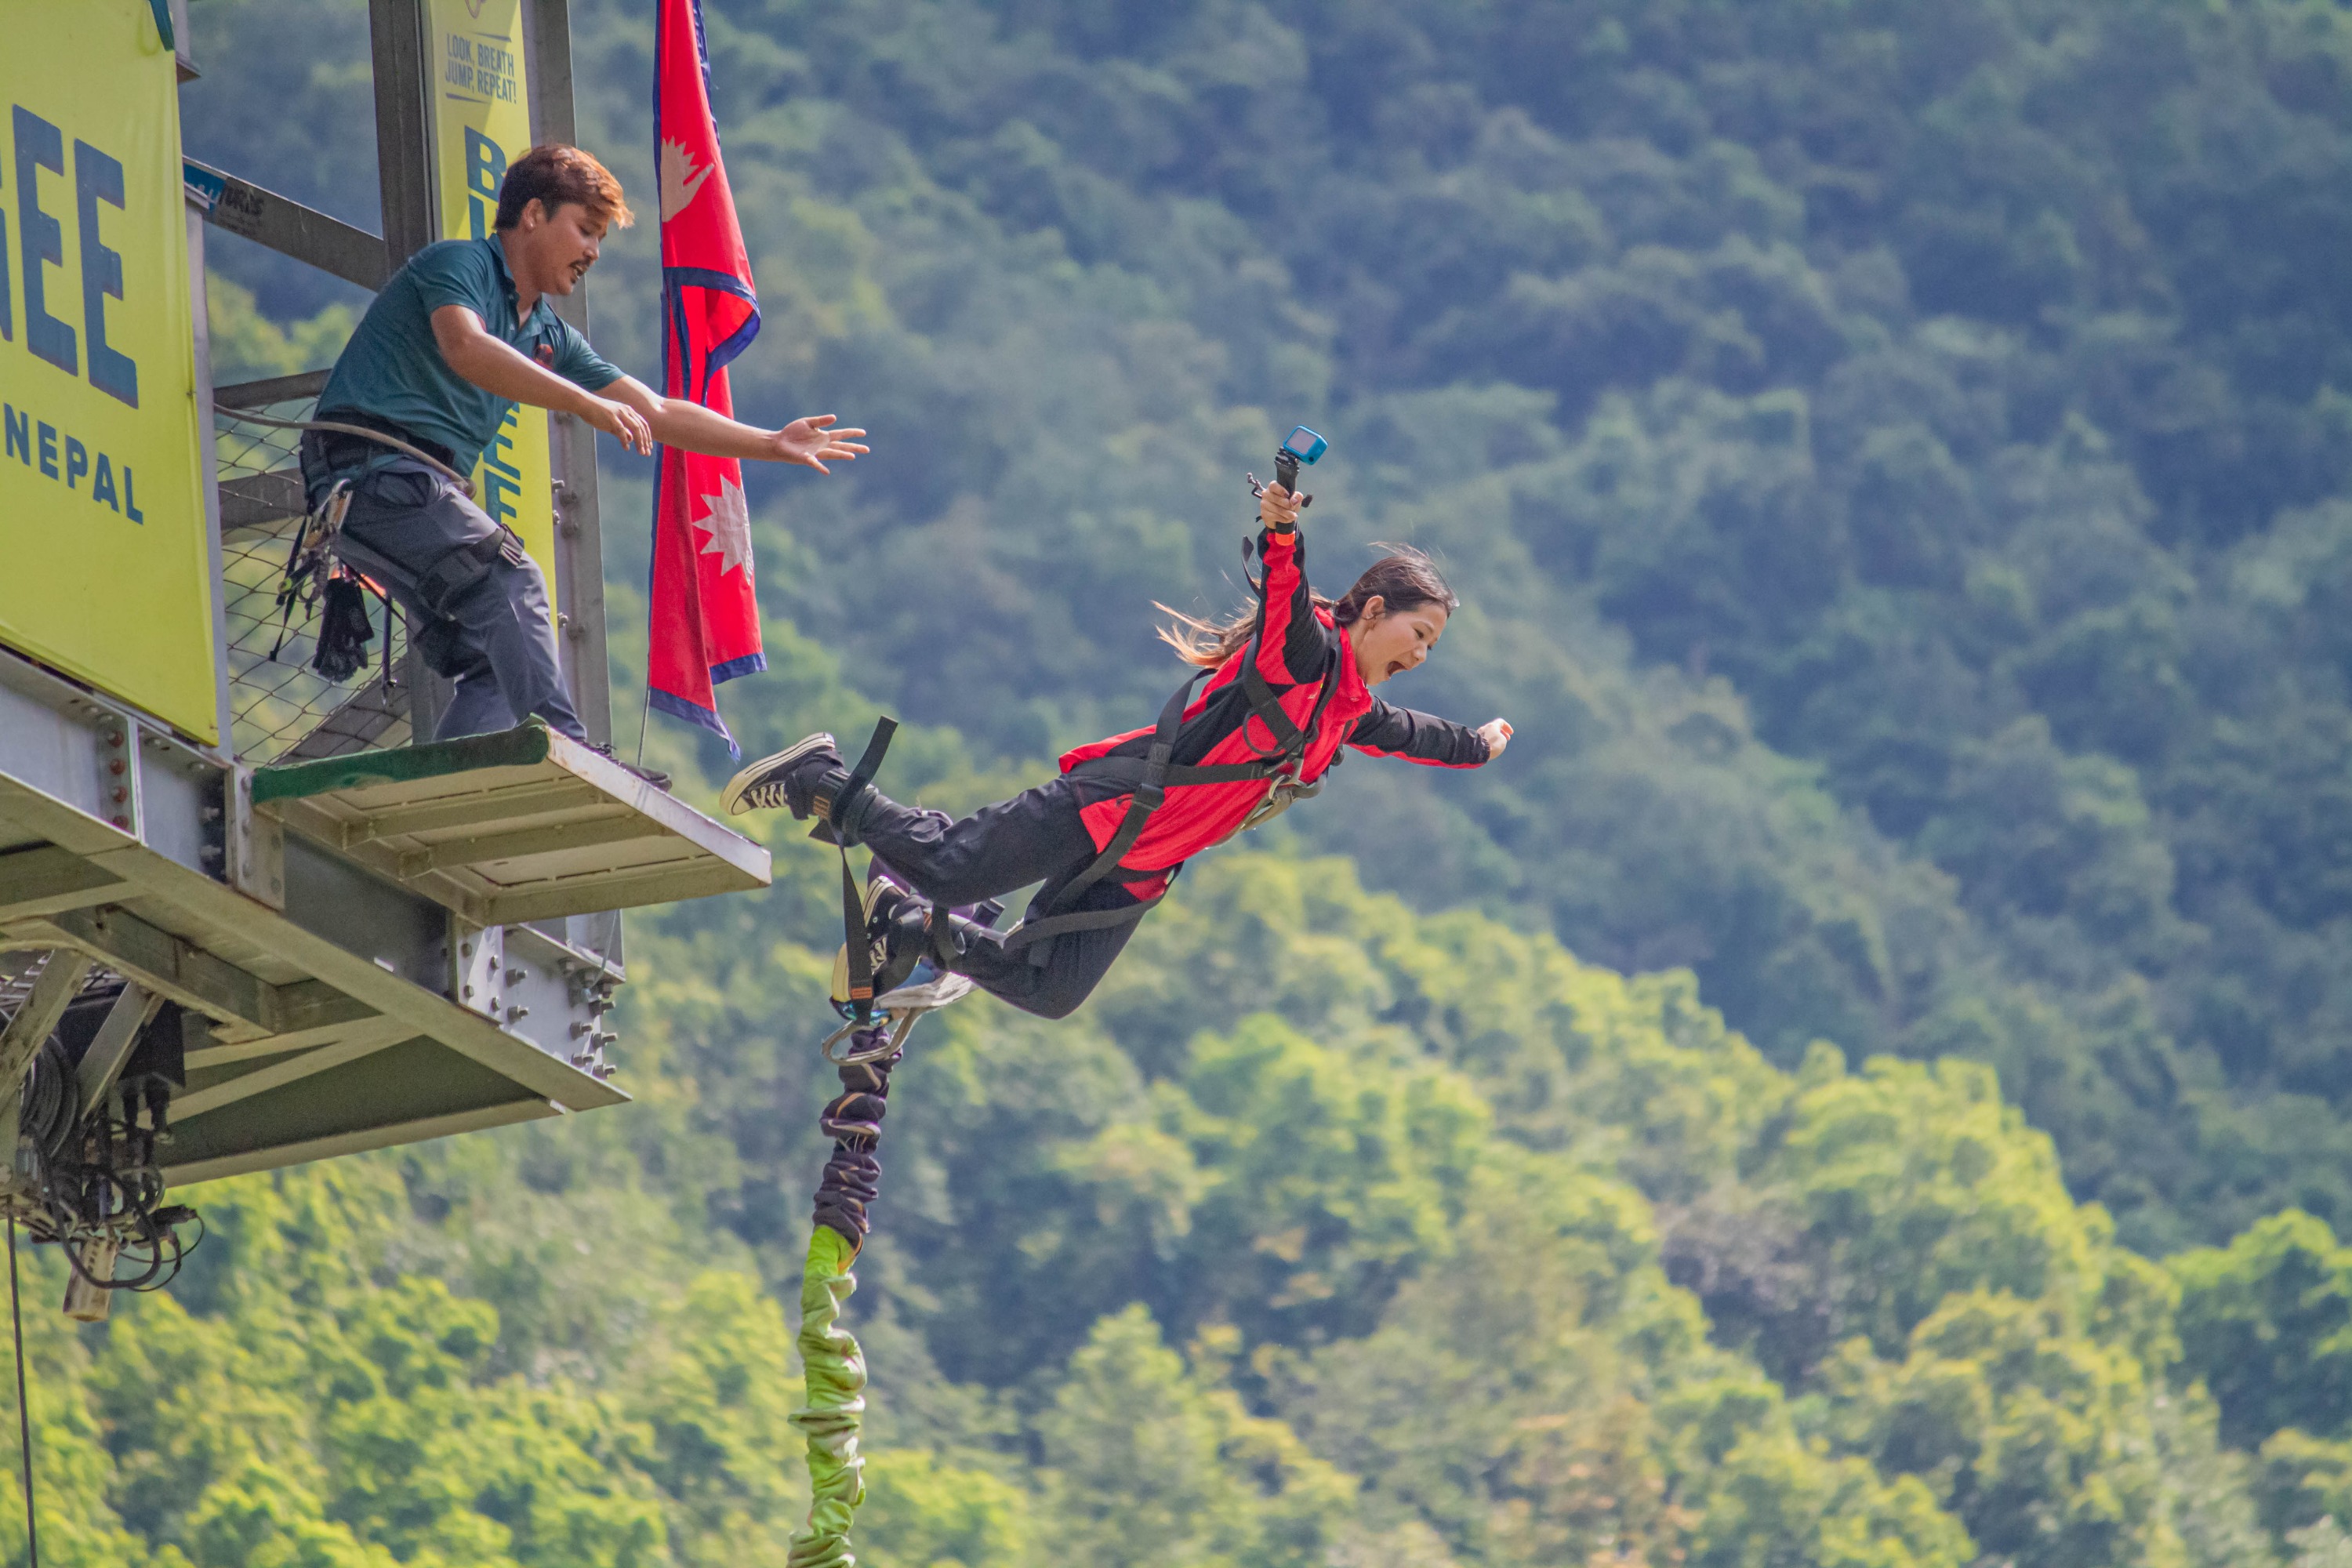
[1272,426,1327,504]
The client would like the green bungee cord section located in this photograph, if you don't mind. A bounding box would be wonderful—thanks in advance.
[786,1037,901,1568]
[787,1224,867,1568]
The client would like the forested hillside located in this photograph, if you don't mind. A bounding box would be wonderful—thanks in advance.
[118,0,2352,1564]
[9,837,2342,1568]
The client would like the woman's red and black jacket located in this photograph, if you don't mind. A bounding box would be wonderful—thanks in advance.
[1054,524,1490,896]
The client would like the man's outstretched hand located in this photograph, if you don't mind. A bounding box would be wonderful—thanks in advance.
[766,415,869,474]
[583,395,655,456]
[1478,718,1514,760]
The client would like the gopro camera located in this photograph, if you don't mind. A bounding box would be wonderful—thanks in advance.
[1272,425,1327,504]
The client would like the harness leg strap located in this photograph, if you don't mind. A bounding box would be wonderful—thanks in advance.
[825,717,899,1022]
[812,717,898,848]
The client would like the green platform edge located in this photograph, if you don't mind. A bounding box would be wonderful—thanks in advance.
[251,721,555,806]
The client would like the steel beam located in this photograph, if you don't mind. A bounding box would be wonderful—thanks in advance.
[19,909,272,1033]
[215,370,334,410]
[186,1008,405,1071]
[0,956,93,1088]
[524,0,615,746]
[188,195,237,760]
[164,1097,552,1188]
[0,848,135,923]
[184,161,391,292]
[369,0,437,267]
[172,1018,410,1121]
[217,471,307,532]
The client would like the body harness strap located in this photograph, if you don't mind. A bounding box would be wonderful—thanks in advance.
[254,410,520,683]
[817,718,900,1023]
[1005,570,1342,959]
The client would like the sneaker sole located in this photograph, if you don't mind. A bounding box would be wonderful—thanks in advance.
[720,731,838,818]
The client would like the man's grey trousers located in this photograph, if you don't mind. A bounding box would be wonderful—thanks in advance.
[317,459,586,744]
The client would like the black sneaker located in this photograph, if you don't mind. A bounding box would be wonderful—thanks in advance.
[722,733,842,818]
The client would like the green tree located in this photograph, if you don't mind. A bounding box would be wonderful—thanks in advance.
[2173,1211,2352,1450]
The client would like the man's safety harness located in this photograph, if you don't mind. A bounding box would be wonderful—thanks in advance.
[238,409,532,686]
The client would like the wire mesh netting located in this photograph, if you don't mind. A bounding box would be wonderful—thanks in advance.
[214,388,413,764]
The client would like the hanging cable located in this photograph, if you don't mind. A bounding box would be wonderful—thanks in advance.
[9,1221,39,1568]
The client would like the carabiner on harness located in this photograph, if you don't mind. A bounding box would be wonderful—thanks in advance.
[266,480,355,665]
[1236,759,1327,835]
[818,972,977,1065]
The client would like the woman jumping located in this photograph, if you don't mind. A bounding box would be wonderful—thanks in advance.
[719,481,1512,1019]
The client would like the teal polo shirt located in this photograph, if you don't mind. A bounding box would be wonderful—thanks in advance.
[315,236,624,475]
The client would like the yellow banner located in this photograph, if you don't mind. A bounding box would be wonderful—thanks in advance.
[424,0,556,593]
[0,0,217,743]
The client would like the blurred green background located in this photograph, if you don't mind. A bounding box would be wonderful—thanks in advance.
[56,2,2352,1563]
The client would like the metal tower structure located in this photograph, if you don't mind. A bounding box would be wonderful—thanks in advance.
[0,0,768,1308]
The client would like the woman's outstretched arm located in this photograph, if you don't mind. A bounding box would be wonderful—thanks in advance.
[1251,485,1330,683]
[1346,703,1512,765]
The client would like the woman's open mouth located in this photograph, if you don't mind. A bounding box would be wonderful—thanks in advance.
[1385,659,1405,677]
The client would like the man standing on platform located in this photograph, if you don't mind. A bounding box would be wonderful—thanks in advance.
[299,143,863,768]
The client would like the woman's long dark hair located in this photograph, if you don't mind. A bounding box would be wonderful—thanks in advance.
[1158,546,1459,670]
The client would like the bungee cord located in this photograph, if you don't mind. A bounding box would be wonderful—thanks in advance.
[786,1022,908,1568]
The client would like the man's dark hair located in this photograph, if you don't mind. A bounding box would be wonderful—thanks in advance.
[495,143,633,231]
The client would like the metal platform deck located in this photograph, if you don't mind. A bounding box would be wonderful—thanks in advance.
[256,722,770,926]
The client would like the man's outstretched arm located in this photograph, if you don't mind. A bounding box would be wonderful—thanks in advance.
[601,375,868,473]
[429,307,869,471]
[431,305,656,454]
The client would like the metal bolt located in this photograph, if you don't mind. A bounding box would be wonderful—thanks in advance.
[111,786,127,804]
[460,941,473,956]
[107,759,125,775]
[571,1022,592,1038]
[110,815,129,829]
[591,1030,617,1048]
[462,983,474,999]
[504,967,528,983]
[506,1005,529,1023]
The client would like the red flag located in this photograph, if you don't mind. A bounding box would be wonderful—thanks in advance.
[648,0,762,751]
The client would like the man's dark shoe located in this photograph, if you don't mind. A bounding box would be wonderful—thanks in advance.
[722,733,843,818]
[588,742,672,792]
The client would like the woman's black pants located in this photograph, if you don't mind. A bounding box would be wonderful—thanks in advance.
[853,775,1150,1020]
